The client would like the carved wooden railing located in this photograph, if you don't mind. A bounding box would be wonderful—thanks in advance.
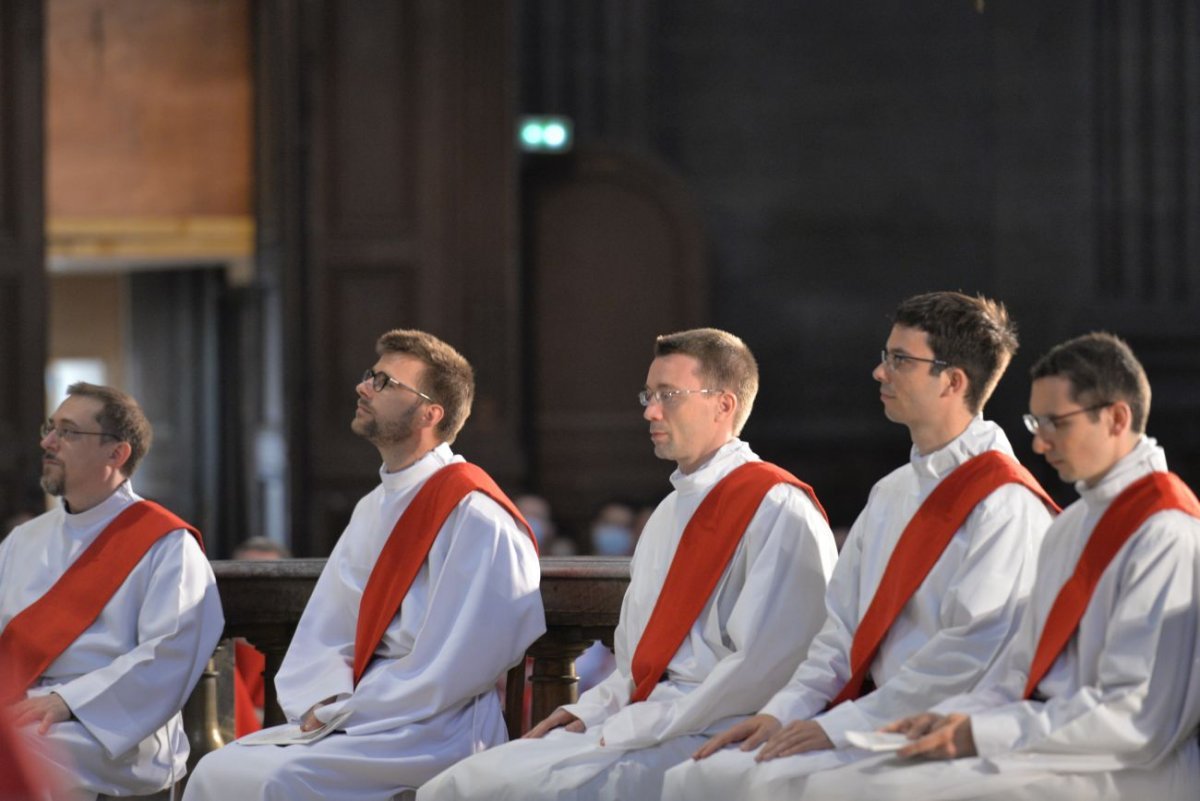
[184,556,630,764]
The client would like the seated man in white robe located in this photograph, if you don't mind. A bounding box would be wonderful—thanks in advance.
[0,382,224,799]
[664,292,1057,801]
[184,329,544,801]
[418,327,839,801]
[792,332,1200,801]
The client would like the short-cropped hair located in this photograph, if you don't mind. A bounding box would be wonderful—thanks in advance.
[893,291,1019,414]
[653,328,759,435]
[65,382,153,476]
[1030,332,1150,434]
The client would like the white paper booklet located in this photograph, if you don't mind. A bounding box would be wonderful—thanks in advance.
[237,710,354,746]
[844,730,912,752]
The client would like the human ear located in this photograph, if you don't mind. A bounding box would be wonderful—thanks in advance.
[423,404,446,431]
[943,367,968,399]
[109,441,133,472]
[717,391,737,421]
[1108,401,1132,436]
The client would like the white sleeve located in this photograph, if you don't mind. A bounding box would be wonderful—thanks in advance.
[53,532,224,757]
[597,485,837,748]
[273,529,361,721]
[759,500,871,724]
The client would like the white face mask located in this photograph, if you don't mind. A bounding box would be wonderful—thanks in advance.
[527,517,550,546]
[591,524,634,555]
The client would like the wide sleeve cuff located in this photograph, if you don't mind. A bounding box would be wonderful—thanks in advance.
[810,700,873,747]
[758,686,825,728]
[560,699,614,730]
[968,706,1026,757]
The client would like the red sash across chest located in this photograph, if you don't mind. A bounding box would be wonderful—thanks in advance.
[628,461,827,704]
[828,451,1059,709]
[1022,471,1200,699]
[0,500,203,706]
[352,462,535,686]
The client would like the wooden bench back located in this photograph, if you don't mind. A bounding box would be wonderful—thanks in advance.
[184,556,630,761]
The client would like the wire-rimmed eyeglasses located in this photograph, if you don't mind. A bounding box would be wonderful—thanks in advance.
[40,421,118,442]
[638,388,722,408]
[1022,402,1112,437]
[879,349,949,372]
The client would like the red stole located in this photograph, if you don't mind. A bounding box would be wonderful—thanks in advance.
[234,640,266,736]
[0,500,203,705]
[1022,471,1200,699]
[628,461,828,704]
[352,462,535,686]
[828,451,1059,708]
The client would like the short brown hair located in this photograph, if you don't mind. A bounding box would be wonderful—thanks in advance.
[653,328,759,435]
[1030,332,1151,434]
[893,292,1019,414]
[376,329,475,443]
[65,382,153,476]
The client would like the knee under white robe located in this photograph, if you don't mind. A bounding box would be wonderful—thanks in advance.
[783,436,1200,801]
[0,481,225,800]
[184,444,545,801]
[418,438,839,801]
[663,417,1054,801]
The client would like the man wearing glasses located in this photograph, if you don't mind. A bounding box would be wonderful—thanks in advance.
[664,291,1058,800]
[419,327,838,801]
[185,329,544,801]
[0,382,224,798]
[786,332,1200,801]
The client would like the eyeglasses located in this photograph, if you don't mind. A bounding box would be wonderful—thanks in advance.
[879,349,949,372]
[361,369,437,403]
[638,388,722,408]
[40,421,118,442]
[1022,402,1113,437]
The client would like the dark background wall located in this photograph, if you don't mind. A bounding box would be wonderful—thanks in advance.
[517,0,1200,532]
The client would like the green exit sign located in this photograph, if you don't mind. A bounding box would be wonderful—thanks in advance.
[518,115,573,153]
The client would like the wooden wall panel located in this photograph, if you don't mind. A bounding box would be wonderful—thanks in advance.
[0,3,45,526]
[260,0,519,554]
[310,267,418,475]
[0,279,17,426]
[45,0,252,217]
[321,1,417,241]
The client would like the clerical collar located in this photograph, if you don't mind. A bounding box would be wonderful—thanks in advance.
[62,480,136,528]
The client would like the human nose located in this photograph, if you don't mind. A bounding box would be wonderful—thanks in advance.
[40,428,58,448]
[1031,431,1051,454]
[872,361,888,383]
[643,400,662,422]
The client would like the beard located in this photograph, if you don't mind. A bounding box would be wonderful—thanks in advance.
[41,463,65,497]
[352,400,420,446]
